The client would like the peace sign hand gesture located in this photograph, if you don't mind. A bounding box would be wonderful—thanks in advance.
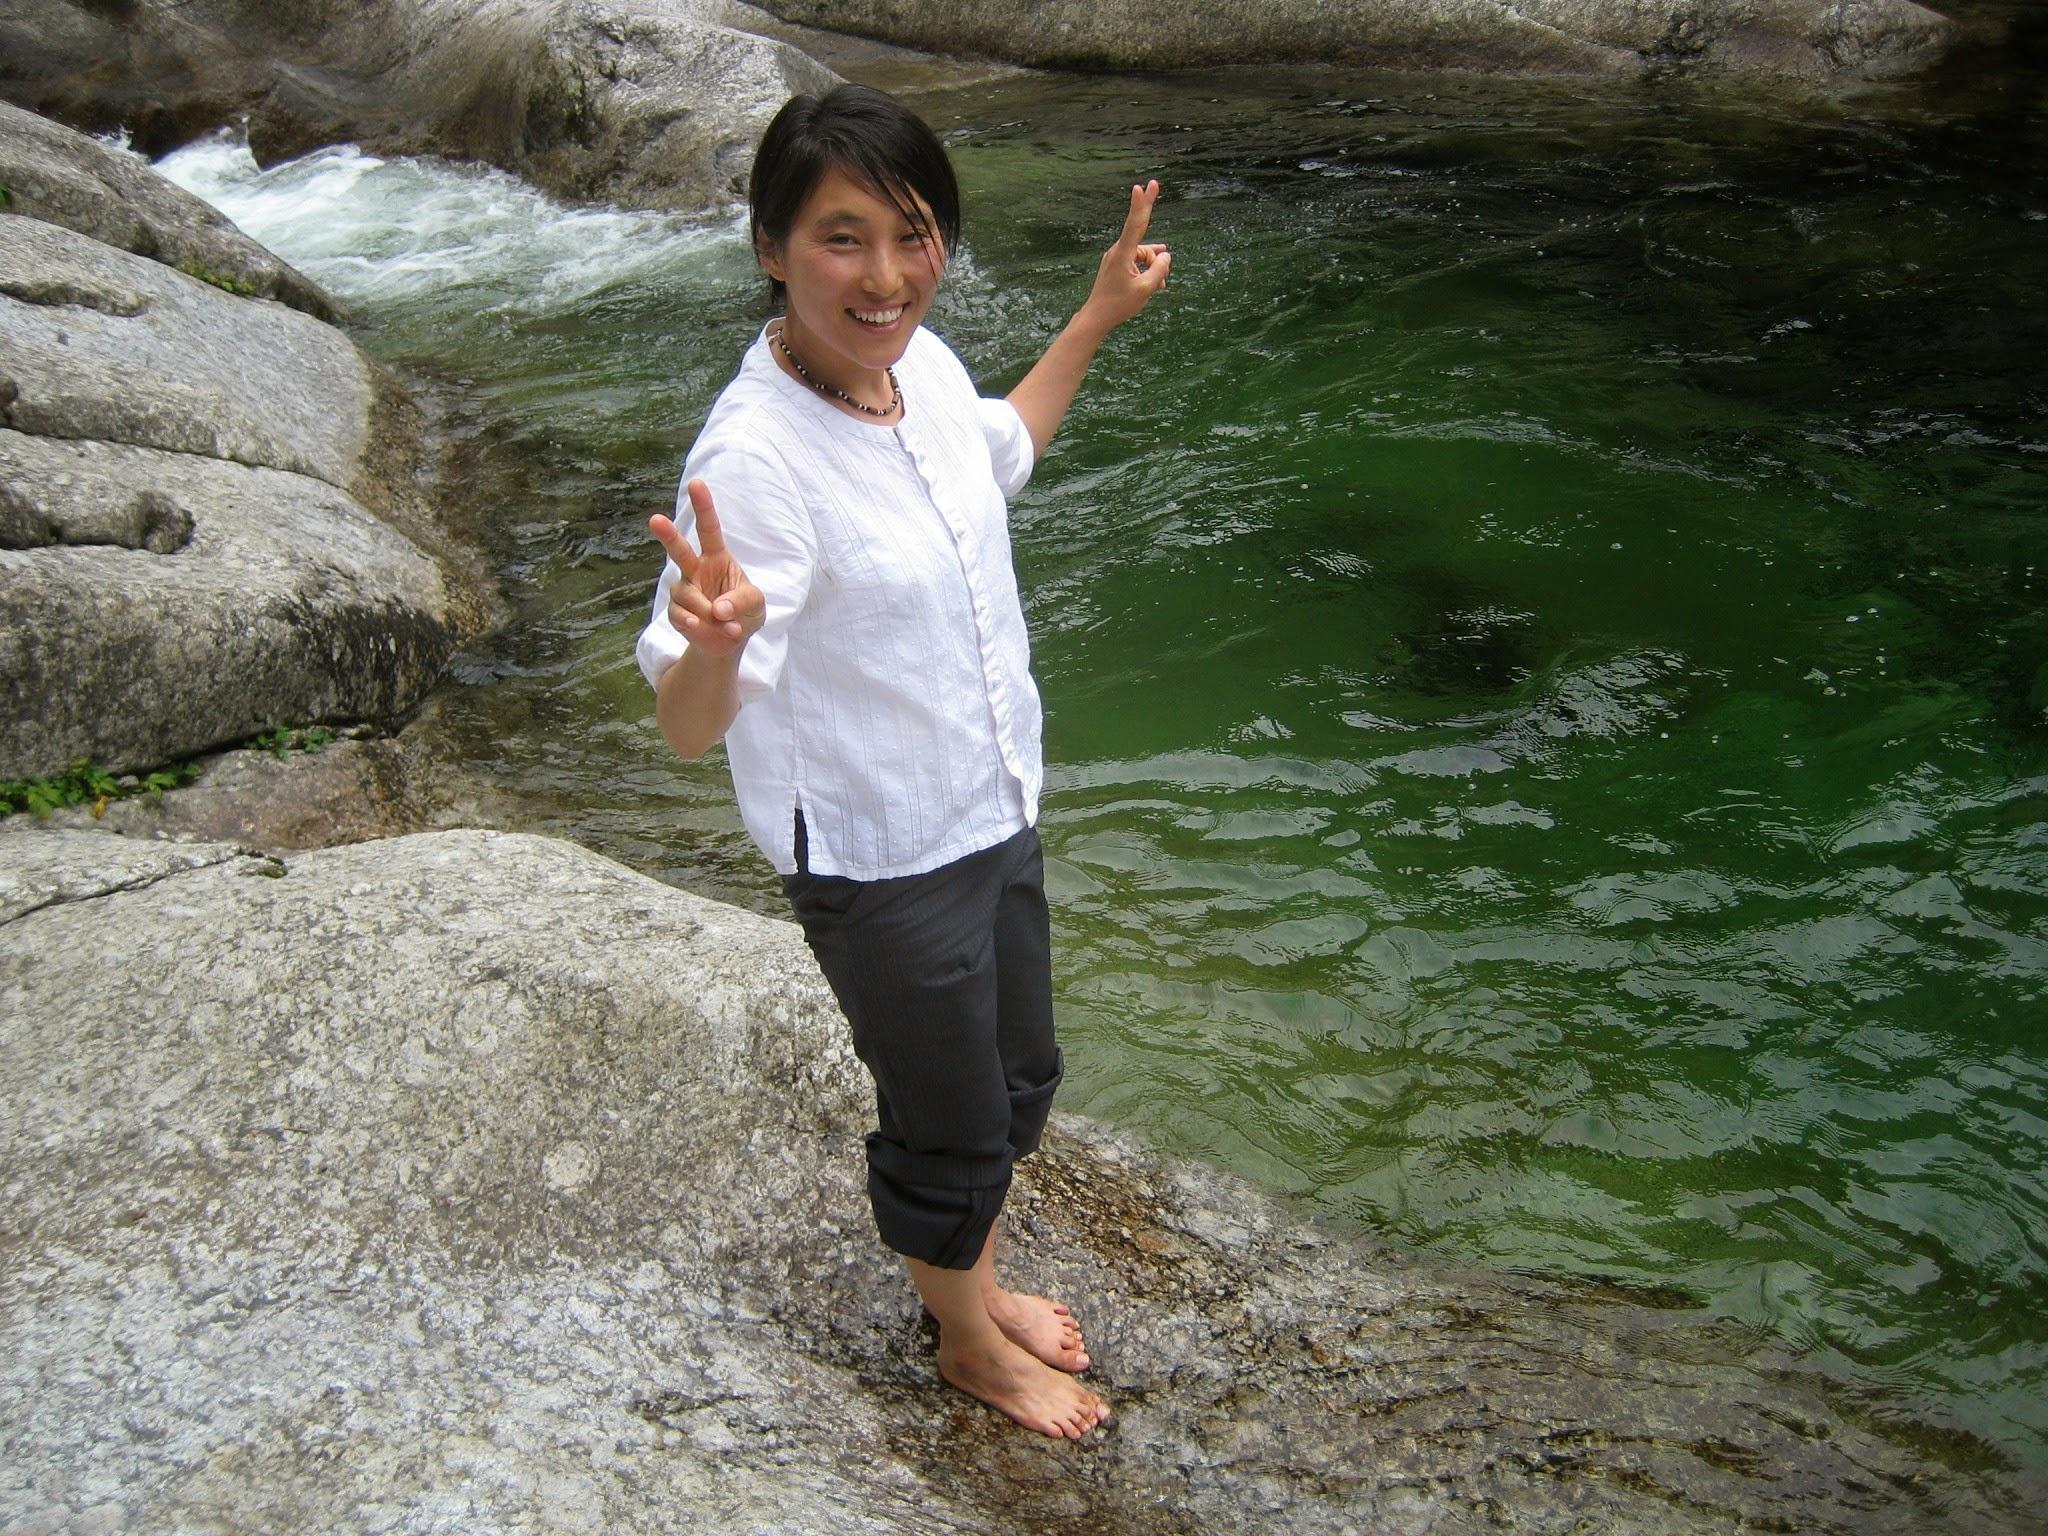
[1083,178,1172,331]
[647,477,765,658]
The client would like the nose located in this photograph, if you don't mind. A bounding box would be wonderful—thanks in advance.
[862,240,903,295]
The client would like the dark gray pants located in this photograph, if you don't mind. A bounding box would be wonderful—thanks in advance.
[783,815,1062,1269]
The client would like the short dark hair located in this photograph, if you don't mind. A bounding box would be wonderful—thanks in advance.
[749,85,961,303]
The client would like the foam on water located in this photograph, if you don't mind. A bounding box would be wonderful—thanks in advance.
[153,133,736,314]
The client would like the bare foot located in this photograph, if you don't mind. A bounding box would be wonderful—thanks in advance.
[938,1333,1111,1439]
[987,1287,1090,1373]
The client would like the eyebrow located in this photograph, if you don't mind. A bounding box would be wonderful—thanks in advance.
[810,208,932,235]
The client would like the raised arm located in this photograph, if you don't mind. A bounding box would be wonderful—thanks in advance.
[1006,179,1171,460]
[648,477,766,760]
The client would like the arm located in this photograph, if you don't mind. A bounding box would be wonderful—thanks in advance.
[647,477,765,760]
[1006,179,1172,460]
[654,639,744,761]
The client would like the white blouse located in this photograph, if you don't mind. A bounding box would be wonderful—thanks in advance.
[636,325,1042,881]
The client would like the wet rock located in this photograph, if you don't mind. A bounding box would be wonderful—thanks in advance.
[0,97,340,323]
[2,1,840,213]
[750,0,1954,77]
[9,731,445,853]
[0,151,499,781]
[0,826,2030,1534]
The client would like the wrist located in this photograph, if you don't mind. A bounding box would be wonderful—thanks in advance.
[1068,301,1118,347]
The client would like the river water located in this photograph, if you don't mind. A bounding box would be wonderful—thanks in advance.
[160,18,2047,1491]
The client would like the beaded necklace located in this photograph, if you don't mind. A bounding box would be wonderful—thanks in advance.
[773,325,901,419]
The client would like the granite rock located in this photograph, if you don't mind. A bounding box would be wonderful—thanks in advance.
[0,826,2029,1534]
[0,1,841,213]
[0,200,494,780]
[749,0,1954,77]
[0,96,340,323]
[0,213,372,486]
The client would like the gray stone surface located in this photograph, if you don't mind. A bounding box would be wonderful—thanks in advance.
[752,0,1954,76]
[1,1,841,213]
[0,427,456,779]
[1,825,2032,1533]
[0,186,498,781]
[7,731,446,854]
[0,97,340,323]
[0,214,371,488]
[525,0,844,208]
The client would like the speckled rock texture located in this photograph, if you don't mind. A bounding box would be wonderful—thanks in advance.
[10,730,446,854]
[1,215,372,486]
[0,826,2030,1534]
[0,113,499,782]
[0,1,839,212]
[752,0,1953,76]
[0,98,340,323]
[0,220,455,780]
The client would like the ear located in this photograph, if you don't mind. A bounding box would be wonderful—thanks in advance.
[755,230,787,284]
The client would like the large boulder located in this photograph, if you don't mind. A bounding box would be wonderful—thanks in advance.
[0,97,340,324]
[0,153,495,780]
[0,825,2028,1533]
[2,215,371,485]
[750,0,1953,76]
[0,0,839,212]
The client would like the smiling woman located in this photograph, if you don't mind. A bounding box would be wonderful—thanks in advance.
[760,165,944,417]
[631,82,1169,1440]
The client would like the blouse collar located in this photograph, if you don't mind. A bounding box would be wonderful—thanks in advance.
[749,322,912,436]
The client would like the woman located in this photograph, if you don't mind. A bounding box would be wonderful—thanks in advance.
[636,83,1168,1439]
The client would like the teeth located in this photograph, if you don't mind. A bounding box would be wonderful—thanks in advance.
[852,306,904,324]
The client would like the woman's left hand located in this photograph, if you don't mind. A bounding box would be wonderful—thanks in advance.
[1082,179,1171,331]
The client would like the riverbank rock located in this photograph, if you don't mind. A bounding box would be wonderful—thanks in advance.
[10,730,446,853]
[1,824,2030,1534]
[0,112,498,782]
[0,99,341,324]
[752,0,1954,77]
[0,0,839,213]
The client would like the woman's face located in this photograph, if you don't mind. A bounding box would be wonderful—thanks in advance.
[759,163,946,390]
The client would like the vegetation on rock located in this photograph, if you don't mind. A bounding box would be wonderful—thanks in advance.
[0,758,202,818]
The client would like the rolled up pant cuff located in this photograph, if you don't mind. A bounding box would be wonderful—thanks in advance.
[864,1136,1012,1270]
[1007,1046,1063,1160]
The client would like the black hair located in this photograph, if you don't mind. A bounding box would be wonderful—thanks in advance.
[749,84,962,303]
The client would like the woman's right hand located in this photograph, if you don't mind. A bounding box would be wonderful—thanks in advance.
[648,477,765,657]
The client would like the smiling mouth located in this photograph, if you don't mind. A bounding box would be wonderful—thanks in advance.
[850,305,905,328]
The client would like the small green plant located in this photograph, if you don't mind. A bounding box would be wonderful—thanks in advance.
[0,757,200,819]
[0,183,13,209]
[142,764,202,795]
[176,259,258,298]
[248,724,335,758]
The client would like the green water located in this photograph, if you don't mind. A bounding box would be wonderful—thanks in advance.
[165,24,2048,1481]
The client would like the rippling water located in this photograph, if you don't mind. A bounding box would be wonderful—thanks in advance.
[161,35,2048,1484]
